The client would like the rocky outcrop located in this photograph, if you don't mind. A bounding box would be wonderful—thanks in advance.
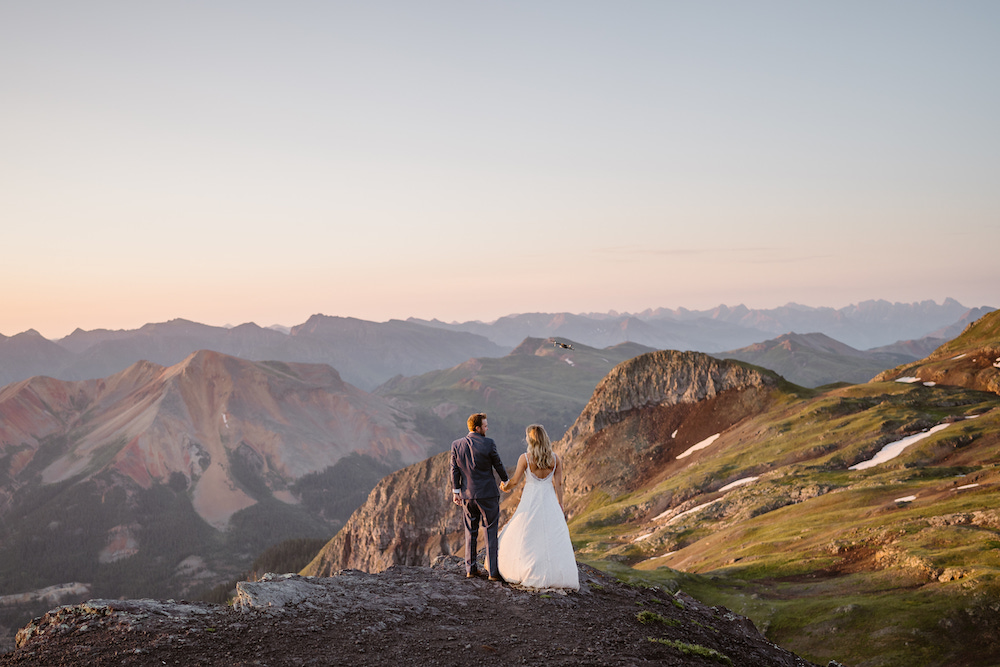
[5,561,820,667]
[560,350,778,447]
[555,351,779,506]
[301,452,465,575]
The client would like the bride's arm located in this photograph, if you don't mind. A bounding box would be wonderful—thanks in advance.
[553,454,565,510]
[500,454,527,492]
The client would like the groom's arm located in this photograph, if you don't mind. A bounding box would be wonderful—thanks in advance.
[450,444,463,500]
[489,441,509,483]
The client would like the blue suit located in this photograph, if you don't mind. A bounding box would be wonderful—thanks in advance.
[451,432,508,576]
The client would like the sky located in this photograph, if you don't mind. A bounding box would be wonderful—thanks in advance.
[2,1,998,339]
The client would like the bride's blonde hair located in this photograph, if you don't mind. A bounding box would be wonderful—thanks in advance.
[526,424,554,470]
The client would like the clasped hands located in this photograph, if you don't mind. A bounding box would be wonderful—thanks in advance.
[500,480,514,493]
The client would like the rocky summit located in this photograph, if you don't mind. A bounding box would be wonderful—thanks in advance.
[2,558,818,667]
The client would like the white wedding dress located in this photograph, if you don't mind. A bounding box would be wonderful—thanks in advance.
[497,453,580,590]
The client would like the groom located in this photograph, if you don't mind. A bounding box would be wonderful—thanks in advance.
[451,412,509,581]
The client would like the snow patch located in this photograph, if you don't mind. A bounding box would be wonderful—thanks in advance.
[895,376,921,383]
[677,433,720,459]
[951,354,967,360]
[663,500,721,525]
[719,476,760,492]
[564,358,575,366]
[923,382,936,387]
[671,429,678,439]
[632,532,656,543]
[894,495,917,503]
[955,483,980,491]
[849,423,951,470]
[222,413,229,428]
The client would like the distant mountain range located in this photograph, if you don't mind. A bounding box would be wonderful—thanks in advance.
[0,315,507,392]
[0,299,992,394]
[411,298,992,351]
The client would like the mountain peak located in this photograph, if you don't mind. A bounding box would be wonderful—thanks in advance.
[13,328,45,339]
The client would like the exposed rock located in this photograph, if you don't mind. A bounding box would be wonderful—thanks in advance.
[302,453,467,575]
[0,584,91,608]
[561,350,778,446]
[874,546,940,580]
[3,560,820,666]
[557,351,779,506]
[938,567,970,582]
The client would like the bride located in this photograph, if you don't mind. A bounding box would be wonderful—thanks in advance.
[497,424,580,590]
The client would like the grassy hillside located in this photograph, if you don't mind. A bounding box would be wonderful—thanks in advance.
[567,379,1000,667]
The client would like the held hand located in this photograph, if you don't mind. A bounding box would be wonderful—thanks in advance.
[453,493,462,506]
[499,481,508,493]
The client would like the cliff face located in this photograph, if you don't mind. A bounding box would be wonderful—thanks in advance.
[561,350,778,444]
[302,452,465,575]
[305,350,779,574]
[556,350,779,508]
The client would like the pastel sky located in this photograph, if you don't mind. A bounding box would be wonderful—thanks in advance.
[2,2,998,339]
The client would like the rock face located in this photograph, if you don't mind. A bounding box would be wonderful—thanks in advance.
[872,309,1000,395]
[302,452,465,575]
[3,560,820,667]
[561,350,777,444]
[304,350,779,574]
[555,351,779,506]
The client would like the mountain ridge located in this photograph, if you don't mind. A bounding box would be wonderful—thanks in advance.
[411,298,994,351]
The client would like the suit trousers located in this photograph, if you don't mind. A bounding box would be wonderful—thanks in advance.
[462,495,501,576]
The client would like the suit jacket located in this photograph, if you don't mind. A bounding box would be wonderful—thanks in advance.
[451,432,508,500]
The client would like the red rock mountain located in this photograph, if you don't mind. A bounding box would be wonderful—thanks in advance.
[1,350,431,528]
[0,351,435,613]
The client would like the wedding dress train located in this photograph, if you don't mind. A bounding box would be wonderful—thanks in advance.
[497,454,580,590]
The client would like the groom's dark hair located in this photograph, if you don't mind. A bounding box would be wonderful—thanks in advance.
[468,413,487,432]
